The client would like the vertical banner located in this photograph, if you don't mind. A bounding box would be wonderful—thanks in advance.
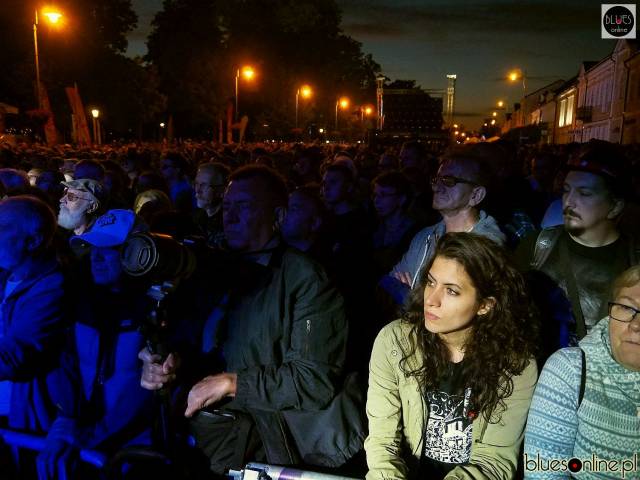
[39,82,59,145]
[65,85,91,145]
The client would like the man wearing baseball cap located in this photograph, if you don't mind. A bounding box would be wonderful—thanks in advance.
[39,209,153,477]
[57,178,106,235]
[517,140,638,357]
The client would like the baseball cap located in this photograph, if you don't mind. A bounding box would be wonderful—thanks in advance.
[69,209,135,252]
[61,178,106,204]
[564,140,624,181]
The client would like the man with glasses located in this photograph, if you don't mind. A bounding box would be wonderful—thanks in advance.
[193,162,230,247]
[524,265,640,480]
[57,179,106,235]
[381,150,505,305]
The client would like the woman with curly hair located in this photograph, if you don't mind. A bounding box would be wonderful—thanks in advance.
[365,232,539,480]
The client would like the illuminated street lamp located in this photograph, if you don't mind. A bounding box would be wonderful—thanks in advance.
[492,111,497,117]
[335,97,350,129]
[33,7,64,109]
[491,119,496,125]
[497,100,504,108]
[508,68,526,94]
[295,84,313,128]
[235,65,255,122]
[360,105,374,122]
[90,108,101,145]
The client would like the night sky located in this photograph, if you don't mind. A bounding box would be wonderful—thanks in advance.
[127,0,614,130]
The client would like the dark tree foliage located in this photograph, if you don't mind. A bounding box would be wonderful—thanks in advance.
[146,0,228,137]
[146,0,381,137]
[0,0,164,140]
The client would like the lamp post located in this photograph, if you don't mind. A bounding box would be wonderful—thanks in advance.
[33,8,63,109]
[91,109,101,145]
[295,84,312,129]
[235,65,255,122]
[335,97,349,130]
[360,105,373,122]
[508,68,526,95]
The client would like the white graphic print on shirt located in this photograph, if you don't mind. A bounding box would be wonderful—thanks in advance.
[423,388,472,464]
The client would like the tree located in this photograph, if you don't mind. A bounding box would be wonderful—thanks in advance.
[146,0,381,138]
[0,0,151,139]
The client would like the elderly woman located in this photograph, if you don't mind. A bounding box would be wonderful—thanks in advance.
[524,265,640,479]
[366,233,539,480]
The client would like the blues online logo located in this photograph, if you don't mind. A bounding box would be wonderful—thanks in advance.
[602,4,636,39]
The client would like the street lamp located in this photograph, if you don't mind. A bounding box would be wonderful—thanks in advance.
[497,100,504,108]
[295,84,312,128]
[33,7,63,109]
[360,105,374,122]
[90,108,101,145]
[508,68,526,94]
[235,65,255,122]
[335,96,349,129]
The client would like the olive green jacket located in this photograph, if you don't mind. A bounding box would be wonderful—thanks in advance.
[365,320,538,480]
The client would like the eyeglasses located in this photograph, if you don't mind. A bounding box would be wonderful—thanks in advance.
[431,175,477,188]
[62,189,93,202]
[608,302,640,323]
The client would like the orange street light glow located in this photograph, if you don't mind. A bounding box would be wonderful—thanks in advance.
[492,111,497,117]
[339,97,350,109]
[491,119,496,125]
[91,109,99,118]
[508,70,521,82]
[300,85,312,98]
[364,106,373,115]
[241,66,255,80]
[42,9,63,24]
[497,100,504,108]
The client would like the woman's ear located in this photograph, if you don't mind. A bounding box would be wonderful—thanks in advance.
[477,296,496,316]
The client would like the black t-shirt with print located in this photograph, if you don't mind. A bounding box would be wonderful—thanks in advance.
[420,360,473,478]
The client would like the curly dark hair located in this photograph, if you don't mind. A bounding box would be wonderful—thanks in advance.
[399,232,539,423]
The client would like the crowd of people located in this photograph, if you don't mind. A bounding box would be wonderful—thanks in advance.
[0,137,638,479]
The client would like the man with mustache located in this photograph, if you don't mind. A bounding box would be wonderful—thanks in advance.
[517,140,638,355]
[57,179,105,236]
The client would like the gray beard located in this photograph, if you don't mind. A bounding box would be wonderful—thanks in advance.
[58,207,87,231]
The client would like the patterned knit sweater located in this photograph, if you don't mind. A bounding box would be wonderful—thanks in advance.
[524,318,640,479]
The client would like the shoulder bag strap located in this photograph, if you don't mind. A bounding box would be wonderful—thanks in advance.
[558,236,587,340]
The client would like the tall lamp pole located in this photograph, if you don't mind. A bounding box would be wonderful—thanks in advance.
[235,65,255,122]
[335,97,349,130]
[91,109,101,145]
[295,84,312,129]
[33,8,63,109]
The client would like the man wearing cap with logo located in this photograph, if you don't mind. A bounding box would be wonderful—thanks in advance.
[38,209,153,478]
[516,140,638,354]
[57,179,106,236]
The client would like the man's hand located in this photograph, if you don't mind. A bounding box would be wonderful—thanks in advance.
[36,439,75,480]
[392,271,413,287]
[185,373,237,418]
[139,348,180,390]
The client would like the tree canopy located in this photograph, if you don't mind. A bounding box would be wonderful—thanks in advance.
[146,0,381,137]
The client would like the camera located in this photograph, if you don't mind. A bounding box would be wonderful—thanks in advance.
[121,231,205,282]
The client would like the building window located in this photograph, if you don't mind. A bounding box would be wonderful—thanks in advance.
[566,95,575,126]
[558,98,567,127]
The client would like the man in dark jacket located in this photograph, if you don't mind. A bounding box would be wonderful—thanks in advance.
[0,195,72,432]
[140,166,360,475]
